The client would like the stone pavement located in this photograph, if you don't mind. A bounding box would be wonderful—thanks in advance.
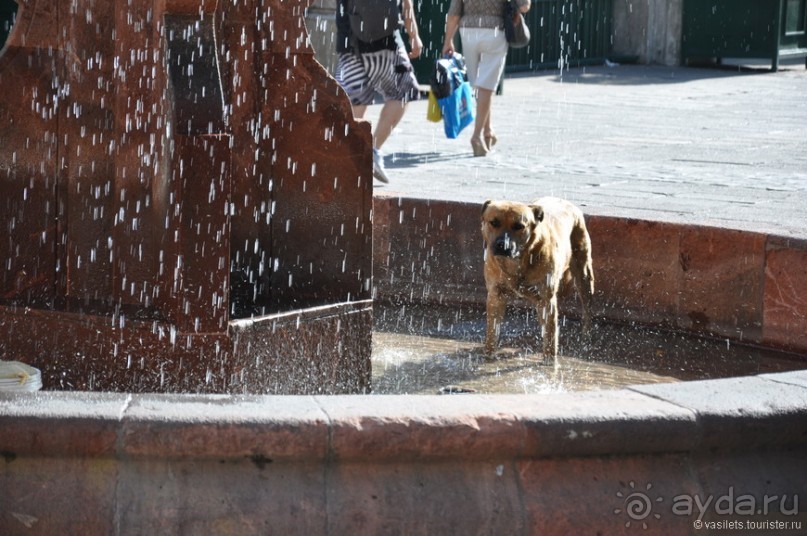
[367,63,807,239]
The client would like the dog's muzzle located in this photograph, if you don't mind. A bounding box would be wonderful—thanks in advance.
[493,234,518,257]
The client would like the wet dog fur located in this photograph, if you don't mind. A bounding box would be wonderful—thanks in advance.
[481,197,594,363]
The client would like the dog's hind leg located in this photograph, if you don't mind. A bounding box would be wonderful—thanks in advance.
[572,261,594,335]
[570,226,595,335]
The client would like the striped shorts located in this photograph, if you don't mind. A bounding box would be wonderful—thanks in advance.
[336,48,420,106]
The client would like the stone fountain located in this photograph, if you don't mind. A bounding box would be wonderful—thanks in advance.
[2,2,807,533]
[0,0,373,393]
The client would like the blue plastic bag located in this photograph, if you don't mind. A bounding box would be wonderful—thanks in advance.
[437,81,475,139]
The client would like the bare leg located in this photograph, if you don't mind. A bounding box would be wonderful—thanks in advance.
[473,87,493,148]
[353,101,403,184]
[352,104,368,120]
[482,91,495,142]
[373,99,407,150]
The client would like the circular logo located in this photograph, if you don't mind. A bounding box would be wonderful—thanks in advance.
[614,481,663,529]
[623,491,653,520]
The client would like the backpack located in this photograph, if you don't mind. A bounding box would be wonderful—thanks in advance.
[347,0,401,44]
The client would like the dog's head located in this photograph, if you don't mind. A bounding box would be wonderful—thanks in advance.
[481,200,544,259]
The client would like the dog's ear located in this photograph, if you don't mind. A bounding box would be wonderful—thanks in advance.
[532,206,544,223]
[482,199,493,216]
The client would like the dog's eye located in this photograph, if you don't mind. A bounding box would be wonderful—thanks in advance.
[490,219,501,229]
[512,222,525,231]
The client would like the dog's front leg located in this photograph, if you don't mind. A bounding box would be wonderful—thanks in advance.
[538,296,559,362]
[485,290,506,355]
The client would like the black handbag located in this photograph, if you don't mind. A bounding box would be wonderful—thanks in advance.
[503,0,530,48]
[430,53,468,100]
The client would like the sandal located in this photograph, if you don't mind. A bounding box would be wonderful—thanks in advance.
[485,133,498,149]
[471,138,489,157]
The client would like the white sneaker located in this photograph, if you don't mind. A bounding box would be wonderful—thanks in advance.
[373,148,390,184]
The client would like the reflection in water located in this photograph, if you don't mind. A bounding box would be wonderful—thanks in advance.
[371,303,806,394]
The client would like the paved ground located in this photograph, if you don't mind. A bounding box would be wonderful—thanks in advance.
[367,62,807,239]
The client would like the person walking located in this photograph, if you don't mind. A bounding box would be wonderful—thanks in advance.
[335,0,423,183]
[442,0,531,156]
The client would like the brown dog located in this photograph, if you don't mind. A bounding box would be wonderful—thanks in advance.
[481,198,594,362]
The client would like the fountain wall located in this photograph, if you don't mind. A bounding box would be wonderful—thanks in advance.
[373,195,807,355]
[1,376,806,534]
[1,195,806,533]
[0,0,373,393]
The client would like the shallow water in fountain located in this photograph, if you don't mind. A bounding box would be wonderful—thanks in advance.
[371,302,807,395]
